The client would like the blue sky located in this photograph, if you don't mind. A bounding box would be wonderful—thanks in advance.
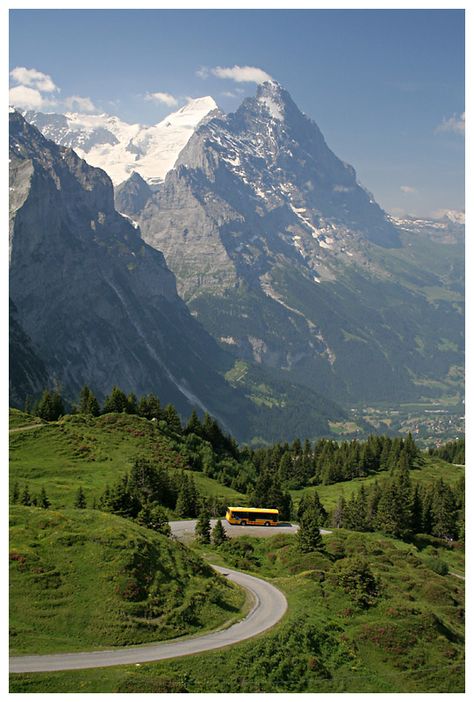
[9,9,465,217]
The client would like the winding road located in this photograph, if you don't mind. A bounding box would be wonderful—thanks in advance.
[9,565,288,674]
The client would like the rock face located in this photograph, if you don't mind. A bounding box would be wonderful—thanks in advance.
[8,111,240,427]
[9,298,48,408]
[115,171,153,217]
[118,81,463,404]
[9,111,345,441]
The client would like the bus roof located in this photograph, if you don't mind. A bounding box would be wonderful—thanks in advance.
[227,506,279,513]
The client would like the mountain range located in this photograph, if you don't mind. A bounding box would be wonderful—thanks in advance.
[10,81,464,439]
[8,109,343,442]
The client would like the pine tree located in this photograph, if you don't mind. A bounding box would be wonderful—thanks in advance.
[78,385,100,416]
[410,483,424,534]
[375,482,404,537]
[195,510,211,543]
[431,480,458,540]
[103,386,128,414]
[138,394,161,420]
[11,482,20,504]
[163,404,182,434]
[331,496,346,528]
[366,480,382,529]
[79,385,91,414]
[278,451,293,483]
[297,490,327,526]
[74,486,87,509]
[35,390,55,421]
[422,486,434,534]
[136,503,171,536]
[297,507,324,552]
[107,475,140,518]
[126,393,138,415]
[175,473,199,518]
[128,458,171,506]
[212,518,227,545]
[88,394,100,417]
[98,485,111,511]
[185,409,202,436]
[50,390,65,420]
[21,484,31,506]
[405,432,418,464]
[39,487,50,509]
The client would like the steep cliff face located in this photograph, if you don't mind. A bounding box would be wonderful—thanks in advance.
[9,298,49,408]
[117,83,463,404]
[8,111,243,427]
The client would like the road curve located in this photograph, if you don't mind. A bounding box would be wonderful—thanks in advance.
[10,566,287,674]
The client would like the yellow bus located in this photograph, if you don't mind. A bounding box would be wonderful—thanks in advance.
[225,506,279,527]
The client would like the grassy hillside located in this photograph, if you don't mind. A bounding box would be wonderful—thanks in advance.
[9,408,45,431]
[291,455,464,512]
[9,410,246,509]
[10,529,464,693]
[10,506,246,655]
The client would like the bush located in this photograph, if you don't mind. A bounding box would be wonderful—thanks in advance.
[425,557,449,576]
[331,556,379,608]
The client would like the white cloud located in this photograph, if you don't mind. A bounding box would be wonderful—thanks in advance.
[432,209,465,224]
[64,95,98,113]
[201,65,273,84]
[196,66,209,79]
[435,112,465,135]
[145,91,178,107]
[400,185,416,194]
[8,85,53,110]
[10,66,58,93]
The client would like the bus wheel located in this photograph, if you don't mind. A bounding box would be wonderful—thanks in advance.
[264,522,270,527]
[240,520,247,526]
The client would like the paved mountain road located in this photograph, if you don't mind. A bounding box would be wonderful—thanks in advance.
[10,565,287,673]
[170,519,332,541]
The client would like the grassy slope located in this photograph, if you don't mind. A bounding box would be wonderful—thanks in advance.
[290,455,464,512]
[10,506,245,655]
[9,410,246,508]
[9,408,45,430]
[10,529,464,693]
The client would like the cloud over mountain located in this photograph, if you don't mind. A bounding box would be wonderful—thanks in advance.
[198,64,273,84]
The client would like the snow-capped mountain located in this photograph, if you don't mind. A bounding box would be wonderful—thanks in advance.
[21,96,218,186]
[116,81,464,406]
[10,110,344,441]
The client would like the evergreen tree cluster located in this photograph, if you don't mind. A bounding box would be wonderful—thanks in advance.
[30,389,65,421]
[98,458,203,526]
[10,482,50,508]
[428,438,464,465]
[328,470,464,542]
[244,433,418,492]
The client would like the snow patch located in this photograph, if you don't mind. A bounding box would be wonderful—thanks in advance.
[257,94,284,121]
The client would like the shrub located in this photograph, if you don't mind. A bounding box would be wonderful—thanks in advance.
[425,557,449,576]
[331,556,379,608]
